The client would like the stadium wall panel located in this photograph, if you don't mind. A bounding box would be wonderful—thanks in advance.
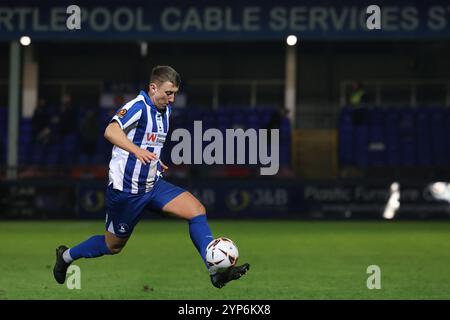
[0,179,449,220]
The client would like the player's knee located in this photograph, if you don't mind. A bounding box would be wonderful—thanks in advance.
[196,202,206,215]
[106,241,126,254]
[108,244,125,255]
[187,203,206,220]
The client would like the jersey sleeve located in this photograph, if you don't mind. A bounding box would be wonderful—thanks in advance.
[110,101,145,130]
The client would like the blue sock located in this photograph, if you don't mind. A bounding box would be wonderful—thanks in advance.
[68,235,112,260]
[188,214,214,268]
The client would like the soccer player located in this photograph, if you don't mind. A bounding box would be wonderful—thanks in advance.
[53,66,249,288]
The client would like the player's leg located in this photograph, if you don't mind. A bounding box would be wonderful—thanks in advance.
[149,179,249,288]
[161,191,214,267]
[53,233,117,284]
[53,232,130,285]
[57,227,129,263]
[53,185,146,284]
[148,179,213,267]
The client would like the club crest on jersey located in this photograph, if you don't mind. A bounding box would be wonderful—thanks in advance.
[118,223,129,234]
[117,109,127,118]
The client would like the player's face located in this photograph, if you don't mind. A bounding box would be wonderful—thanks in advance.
[149,81,178,109]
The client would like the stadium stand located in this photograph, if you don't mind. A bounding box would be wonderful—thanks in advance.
[10,106,291,168]
[339,106,450,168]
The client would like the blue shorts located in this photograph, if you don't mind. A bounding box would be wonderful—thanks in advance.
[105,178,186,238]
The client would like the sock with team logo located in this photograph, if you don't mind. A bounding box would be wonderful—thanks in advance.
[64,235,112,262]
[188,214,214,268]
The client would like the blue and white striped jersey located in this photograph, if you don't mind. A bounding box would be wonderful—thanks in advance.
[108,90,171,194]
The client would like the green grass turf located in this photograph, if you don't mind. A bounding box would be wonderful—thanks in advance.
[0,220,450,300]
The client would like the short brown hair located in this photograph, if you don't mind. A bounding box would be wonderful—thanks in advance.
[150,65,181,87]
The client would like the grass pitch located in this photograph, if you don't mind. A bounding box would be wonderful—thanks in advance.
[0,220,450,300]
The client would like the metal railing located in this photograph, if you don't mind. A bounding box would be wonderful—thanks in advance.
[340,79,450,107]
[188,79,284,109]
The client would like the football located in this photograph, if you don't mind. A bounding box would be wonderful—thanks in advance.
[205,237,239,273]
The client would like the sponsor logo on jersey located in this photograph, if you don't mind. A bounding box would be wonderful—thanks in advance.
[147,133,157,142]
[146,133,166,146]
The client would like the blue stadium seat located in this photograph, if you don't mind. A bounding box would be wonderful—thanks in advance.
[445,108,450,163]
[202,113,217,130]
[367,108,386,166]
[398,108,416,166]
[339,108,354,166]
[430,108,447,165]
[78,154,89,165]
[354,125,369,166]
[384,108,400,166]
[247,110,261,129]
[416,108,432,166]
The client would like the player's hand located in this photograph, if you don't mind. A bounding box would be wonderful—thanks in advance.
[160,160,169,172]
[134,148,158,165]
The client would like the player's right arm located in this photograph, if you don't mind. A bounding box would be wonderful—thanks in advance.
[105,100,158,165]
[104,121,157,165]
